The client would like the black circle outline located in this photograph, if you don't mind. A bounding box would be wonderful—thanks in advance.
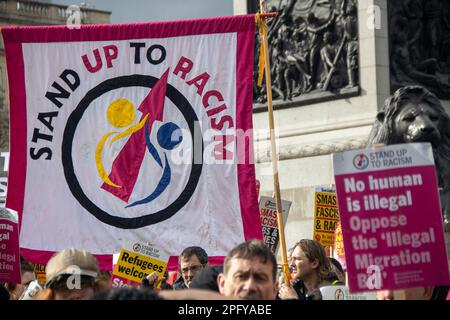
[62,75,203,229]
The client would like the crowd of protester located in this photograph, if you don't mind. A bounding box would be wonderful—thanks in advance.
[0,239,449,300]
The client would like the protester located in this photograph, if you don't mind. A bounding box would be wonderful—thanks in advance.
[3,257,36,300]
[278,239,334,300]
[158,240,278,300]
[434,286,450,300]
[96,270,113,292]
[275,247,292,281]
[276,246,301,300]
[0,283,9,300]
[217,239,278,300]
[377,286,450,300]
[328,257,345,285]
[189,265,223,292]
[173,246,208,289]
[285,246,294,266]
[34,248,100,300]
[19,280,43,300]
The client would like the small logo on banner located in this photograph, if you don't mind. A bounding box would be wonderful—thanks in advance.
[335,288,345,300]
[353,153,369,170]
[132,243,141,252]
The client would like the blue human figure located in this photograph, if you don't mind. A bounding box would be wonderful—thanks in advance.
[126,122,182,208]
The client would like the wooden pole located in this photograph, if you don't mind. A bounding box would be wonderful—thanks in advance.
[258,0,291,284]
[259,12,277,18]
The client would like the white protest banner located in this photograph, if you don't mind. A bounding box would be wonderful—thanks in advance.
[259,196,291,254]
[2,15,262,270]
[333,143,450,292]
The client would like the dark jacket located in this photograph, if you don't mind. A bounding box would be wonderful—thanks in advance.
[189,265,223,292]
[172,276,188,290]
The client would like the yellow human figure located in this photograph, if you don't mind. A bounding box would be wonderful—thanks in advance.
[95,98,149,188]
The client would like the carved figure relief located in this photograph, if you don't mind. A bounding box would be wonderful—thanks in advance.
[389,0,450,99]
[252,0,359,104]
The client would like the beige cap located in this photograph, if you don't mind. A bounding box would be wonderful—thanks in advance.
[45,248,99,287]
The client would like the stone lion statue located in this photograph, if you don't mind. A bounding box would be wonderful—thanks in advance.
[367,85,450,231]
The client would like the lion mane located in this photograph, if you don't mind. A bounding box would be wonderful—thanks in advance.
[367,85,450,228]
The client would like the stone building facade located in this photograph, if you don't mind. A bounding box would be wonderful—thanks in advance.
[236,0,450,257]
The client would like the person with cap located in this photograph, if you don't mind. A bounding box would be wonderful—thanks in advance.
[35,248,100,300]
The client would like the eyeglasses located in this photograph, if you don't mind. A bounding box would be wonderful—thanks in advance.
[180,264,204,274]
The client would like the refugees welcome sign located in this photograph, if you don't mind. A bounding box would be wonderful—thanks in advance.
[2,15,261,269]
[333,143,450,292]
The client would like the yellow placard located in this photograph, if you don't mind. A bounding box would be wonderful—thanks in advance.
[32,263,46,285]
[334,222,345,258]
[313,189,340,248]
[113,249,167,284]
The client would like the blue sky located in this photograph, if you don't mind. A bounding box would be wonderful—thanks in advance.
[52,0,234,24]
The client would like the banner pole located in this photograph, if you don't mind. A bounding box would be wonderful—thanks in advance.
[258,0,291,284]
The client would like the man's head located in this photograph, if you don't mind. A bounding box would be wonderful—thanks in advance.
[19,262,36,295]
[328,257,345,283]
[179,246,208,288]
[45,248,99,300]
[218,240,278,300]
[4,258,36,300]
[289,239,331,282]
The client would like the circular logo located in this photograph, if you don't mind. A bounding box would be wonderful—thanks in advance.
[335,288,345,300]
[353,153,369,170]
[62,75,203,229]
[132,243,141,252]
